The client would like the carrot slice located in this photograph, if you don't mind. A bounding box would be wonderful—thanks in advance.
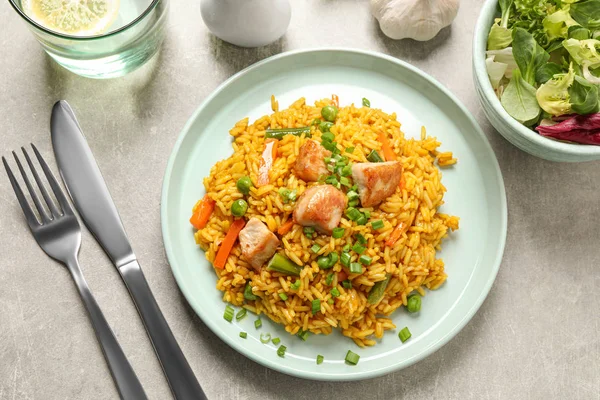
[332,94,339,108]
[385,214,415,247]
[377,131,397,161]
[399,173,406,190]
[337,270,348,283]
[189,195,215,230]
[277,220,294,235]
[258,139,278,186]
[213,218,246,269]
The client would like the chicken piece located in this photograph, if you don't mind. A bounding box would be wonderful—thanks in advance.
[351,161,403,207]
[293,185,347,234]
[294,139,331,182]
[238,218,280,270]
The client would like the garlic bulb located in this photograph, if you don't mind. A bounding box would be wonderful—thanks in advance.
[370,0,460,41]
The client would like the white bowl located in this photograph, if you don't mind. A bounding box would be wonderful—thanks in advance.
[473,0,600,162]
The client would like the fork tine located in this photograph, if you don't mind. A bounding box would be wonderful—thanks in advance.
[12,151,51,223]
[2,156,40,229]
[22,147,61,219]
[31,144,74,215]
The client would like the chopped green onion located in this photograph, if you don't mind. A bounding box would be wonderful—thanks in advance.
[349,263,363,274]
[345,207,362,221]
[347,190,359,201]
[359,255,372,266]
[317,355,324,365]
[332,227,345,238]
[345,146,355,154]
[223,305,235,322]
[278,188,297,203]
[342,280,352,289]
[356,215,368,225]
[342,243,351,253]
[324,156,332,164]
[367,150,384,163]
[351,184,358,192]
[267,253,303,276]
[297,330,310,341]
[260,333,271,343]
[348,199,359,208]
[265,127,311,140]
[326,164,335,173]
[363,210,371,219]
[325,175,339,186]
[321,140,338,153]
[371,220,384,230]
[331,287,341,297]
[340,252,351,267]
[327,298,334,305]
[236,308,247,321]
[399,327,411,343]
[317,255,331,269]
[340,176,351,187]
[288,189,297,201]
[244,283,258,301]
[362,98,371,107]
[325,273,334,285]
[277,345,287,357]
[407,294,421,313]
[279,293,288,301]
[290,279,301,290]
[345,350,360,365]
[303,226,314,239]
[311,299,321,314]
[341,164,353,177]
[352,243,366,254]
[311,244,321,254]
[354,233,367,245]
[328,252,339,267]
[239,332,247,339]
[321,132,335,142]
[272,337,281,345]
[254,319,262,329]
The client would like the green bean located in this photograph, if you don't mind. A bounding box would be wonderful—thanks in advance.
[265,127,311,140]
[367,274,391,304]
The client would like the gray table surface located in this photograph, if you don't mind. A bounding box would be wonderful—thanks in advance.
[1,1,599,399]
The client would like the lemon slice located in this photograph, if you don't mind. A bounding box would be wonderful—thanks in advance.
[22,0,120,36]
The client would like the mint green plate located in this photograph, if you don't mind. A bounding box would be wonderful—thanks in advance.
[161,49,507,381]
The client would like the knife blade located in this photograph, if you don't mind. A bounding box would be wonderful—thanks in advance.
[51,100,207,400]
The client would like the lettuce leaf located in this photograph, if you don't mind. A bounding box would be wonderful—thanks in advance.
[563,38,600,68]
[569,0,600,30]
[543,7,579,41]
[486,56,509,89]
[501,69,542,125]
[487,47,519,78]
[488,20,514,50]
[536,64,575,116]
[569,75,600,114]
[512,27,551,85]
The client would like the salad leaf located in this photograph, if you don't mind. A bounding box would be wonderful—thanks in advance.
[583,64,600,84]
[568,25,591,40]
[543,7,579,41]
[536,62,565,83]
[563,38,600,68]
[569,75,600,114]
[501,69,542,125]
[511,0,556,48]
[486,56,509,89]
[487,47,519,78]
[488,21,514,50]
[536,64,575,116]
[512,27,551,85]
[569,0,600,30]
[488,0,515,50]
[535,113,600,144]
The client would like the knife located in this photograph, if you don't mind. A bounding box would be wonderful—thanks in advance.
[51,100,207,400]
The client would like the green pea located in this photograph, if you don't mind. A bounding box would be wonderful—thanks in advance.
[236,176,253,195]
[317,255,331,269]
[319,121,334,133]
[231,199,248,217]
[321,106,338,122]
[407,294,421,313]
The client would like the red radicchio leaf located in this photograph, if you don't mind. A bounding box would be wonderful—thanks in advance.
[535,113,600,145]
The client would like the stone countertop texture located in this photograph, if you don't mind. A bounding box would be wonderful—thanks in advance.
[1,1,599,399]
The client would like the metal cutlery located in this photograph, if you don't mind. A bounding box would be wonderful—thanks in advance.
[2,145,148,400]
[51,100,207,400]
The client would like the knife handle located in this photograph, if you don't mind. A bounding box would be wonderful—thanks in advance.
[67,260,148,400]
[119,261,207,400]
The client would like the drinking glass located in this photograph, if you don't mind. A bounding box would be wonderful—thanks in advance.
[8,0,169,78]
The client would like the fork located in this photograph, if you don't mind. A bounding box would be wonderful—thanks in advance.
[3,144,148,400]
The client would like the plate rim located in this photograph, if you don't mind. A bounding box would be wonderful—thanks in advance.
[160,47,508,381]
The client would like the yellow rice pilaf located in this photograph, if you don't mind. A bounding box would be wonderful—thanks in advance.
[193,97,459,347]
